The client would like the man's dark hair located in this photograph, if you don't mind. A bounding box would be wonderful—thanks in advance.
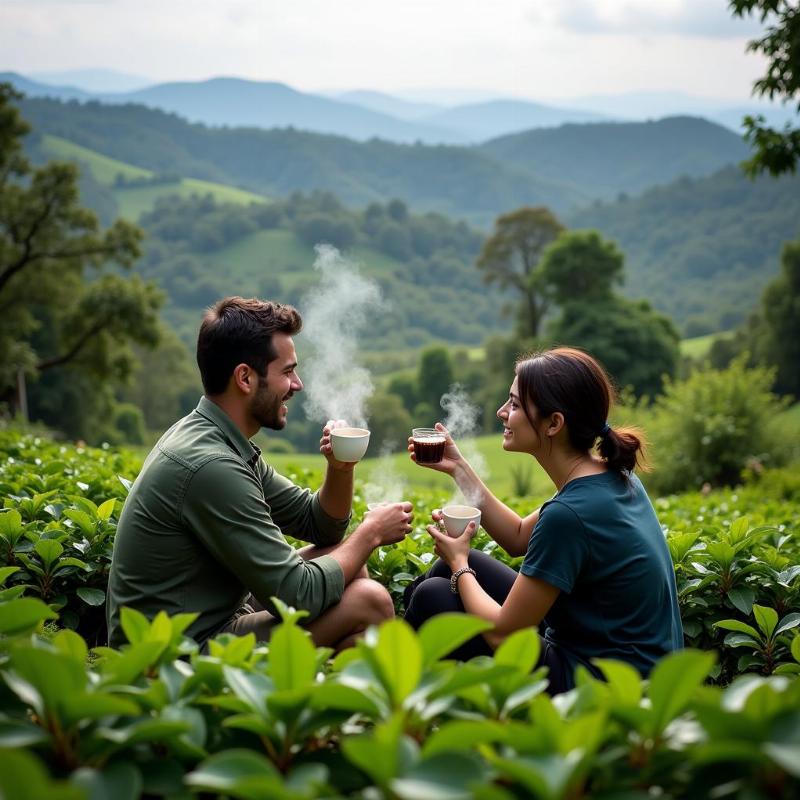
[197,297,302,395]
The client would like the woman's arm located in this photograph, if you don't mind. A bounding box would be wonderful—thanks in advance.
[411,423,539,557]
[456,570,559,649]
[428,521,560,649]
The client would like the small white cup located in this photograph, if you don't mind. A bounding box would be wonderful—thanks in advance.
[441,504,481,538]
[330,427,370,462]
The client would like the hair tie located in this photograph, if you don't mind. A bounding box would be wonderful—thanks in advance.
[600,422,611,438]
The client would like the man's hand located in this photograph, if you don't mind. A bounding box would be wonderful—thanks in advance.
[320,419,356,472]
[359,502,414,547]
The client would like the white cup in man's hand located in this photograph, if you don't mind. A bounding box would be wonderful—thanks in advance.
[330,427,370,462]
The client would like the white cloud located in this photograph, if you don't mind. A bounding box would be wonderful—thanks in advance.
[536,0,763,39]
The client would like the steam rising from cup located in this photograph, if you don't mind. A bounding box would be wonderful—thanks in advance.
[440,384,487,507]
[364,442,407,507]
[301,245,382,428]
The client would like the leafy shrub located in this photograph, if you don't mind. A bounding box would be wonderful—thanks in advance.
[648,357,793,493]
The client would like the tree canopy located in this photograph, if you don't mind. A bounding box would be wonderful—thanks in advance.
[730,0,800,176]
[0,84,162,439]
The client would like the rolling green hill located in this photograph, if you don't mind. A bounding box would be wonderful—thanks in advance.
[39,134,267,219]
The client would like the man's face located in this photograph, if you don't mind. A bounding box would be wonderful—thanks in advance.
[250,333,303,431]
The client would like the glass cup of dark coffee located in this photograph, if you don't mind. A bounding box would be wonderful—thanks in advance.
[412,428,446,464]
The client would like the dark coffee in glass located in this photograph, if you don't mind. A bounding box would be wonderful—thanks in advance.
[412,428,446,464]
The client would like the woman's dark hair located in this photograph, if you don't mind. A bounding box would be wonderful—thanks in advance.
[197,296,302,395]
[515,347,649,475]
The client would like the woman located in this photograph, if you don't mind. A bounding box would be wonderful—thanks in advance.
[404,347,683,695]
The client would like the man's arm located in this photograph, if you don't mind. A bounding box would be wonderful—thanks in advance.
[185,457,345,618]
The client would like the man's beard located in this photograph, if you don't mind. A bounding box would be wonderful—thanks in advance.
[251,376,291,431]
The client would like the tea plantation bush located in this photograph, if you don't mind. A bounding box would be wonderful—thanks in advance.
[1,429,799,798]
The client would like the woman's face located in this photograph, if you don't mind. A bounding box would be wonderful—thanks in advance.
[497,376,540,454]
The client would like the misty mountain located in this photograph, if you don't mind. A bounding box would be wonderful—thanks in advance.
[331,90,442,120]
[29,68,154,93]
[420,99,609,142]
[19,96,588,225]
[1,72,91,102]
[481,117,750,199]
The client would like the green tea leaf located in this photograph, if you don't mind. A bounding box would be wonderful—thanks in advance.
[494,627,541,674]
[714,619,760,639]
[393,752,488,800]
[593,659,642,707]
[0,509,23,538]
[268,622,317,691]
[101,640,166,685]
[418,613,493,667]
[753,605,779,639]
[0,749,84,800]
[97,498,116,521]
[0,597,58,635]
[76,587,106,606]
[120,606,150,645]
[374,618,423,706]
[727,587,755,616]
[185,749,283,798]
[33,537,63,569]
[423,719,507,757]
[0,565,20,586]
[72,762,142,800]
[648,649,715,735]
[775,613,800,637]
[53,629,89,663]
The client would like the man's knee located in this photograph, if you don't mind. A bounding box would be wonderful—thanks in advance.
[344,578,395,624]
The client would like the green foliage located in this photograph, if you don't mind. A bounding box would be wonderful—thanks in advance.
[0,84,163,444]
[416,346,455,413]
[649,357,792,493]
[0,428,799,796]
[730,0,800,176]
[549,297,680,398]
[365,392,413,452]
[476,206,565,337]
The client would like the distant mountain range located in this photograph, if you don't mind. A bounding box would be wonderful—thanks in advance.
[19,93,757,226]
[5,71,797,145]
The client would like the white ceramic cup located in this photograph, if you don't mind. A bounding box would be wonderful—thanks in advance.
[441,504,481,538]
[330,427,370,462]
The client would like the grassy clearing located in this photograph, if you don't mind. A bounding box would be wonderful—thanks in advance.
[680,331,733,359]
[41,134,268,220]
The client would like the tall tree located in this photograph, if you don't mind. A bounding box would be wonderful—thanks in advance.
[730,1,800,176]
[476,207,564,337]
[0,83,162,435]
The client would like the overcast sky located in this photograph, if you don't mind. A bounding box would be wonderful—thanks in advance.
[0,0,768,101]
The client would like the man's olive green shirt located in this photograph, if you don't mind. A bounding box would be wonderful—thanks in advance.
[107,397,347,648]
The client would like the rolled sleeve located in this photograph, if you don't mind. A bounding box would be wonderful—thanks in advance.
[182,457,345,619]
[259,462,349,546]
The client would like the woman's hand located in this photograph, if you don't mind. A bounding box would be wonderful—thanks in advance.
[408,422,466,477]
[320,419,355,472]
[427,508,475,571]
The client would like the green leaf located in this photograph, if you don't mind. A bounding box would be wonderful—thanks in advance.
[494,627,541,674]
[0,565,20,586]
[714,619,760,639]
[392,752,488,800]
[101,640,166,685]
[723,633,761,649]
[489,751,584,799]
[792,636,800,664]
[97,498,116,521]
[648,649,715,736]
[223,665,273,715]
[418,613,493,667]
[764,744,800,779]
[753,605,779,639]
[593,659,642,707]
[374,618,423,706]
[185,749,284,799]
[423,720,508,757]
[72,762,143,800]
[0,509,23,538]
[119,606,150,645]
[34,537,64,569]
[729,516,750,540]
[6,647,87,719]
[0,718,51,747]
[727,587,755,615]
[77,587,107,606]
[61,692,141,728]
[341,714,407,787]
[311,682,382,716]
[268,622,317,691]
[775,613,800,636]
[64,509,96,535]
[53,629,89,663]
[0,597,58,635]
[0,749,84,800]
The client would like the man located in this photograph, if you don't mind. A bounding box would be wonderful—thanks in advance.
[107,296,412,650]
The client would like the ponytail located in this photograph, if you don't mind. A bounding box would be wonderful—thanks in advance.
[597,425,650,475]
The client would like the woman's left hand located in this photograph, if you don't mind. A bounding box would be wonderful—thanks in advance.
[427,508,475,571]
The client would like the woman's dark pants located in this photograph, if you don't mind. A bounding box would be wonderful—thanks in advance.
[403,549,571,695]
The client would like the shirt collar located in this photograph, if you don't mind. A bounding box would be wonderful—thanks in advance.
[195,396,262,469]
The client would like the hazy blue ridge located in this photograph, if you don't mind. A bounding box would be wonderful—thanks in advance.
[480,116,751,199]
